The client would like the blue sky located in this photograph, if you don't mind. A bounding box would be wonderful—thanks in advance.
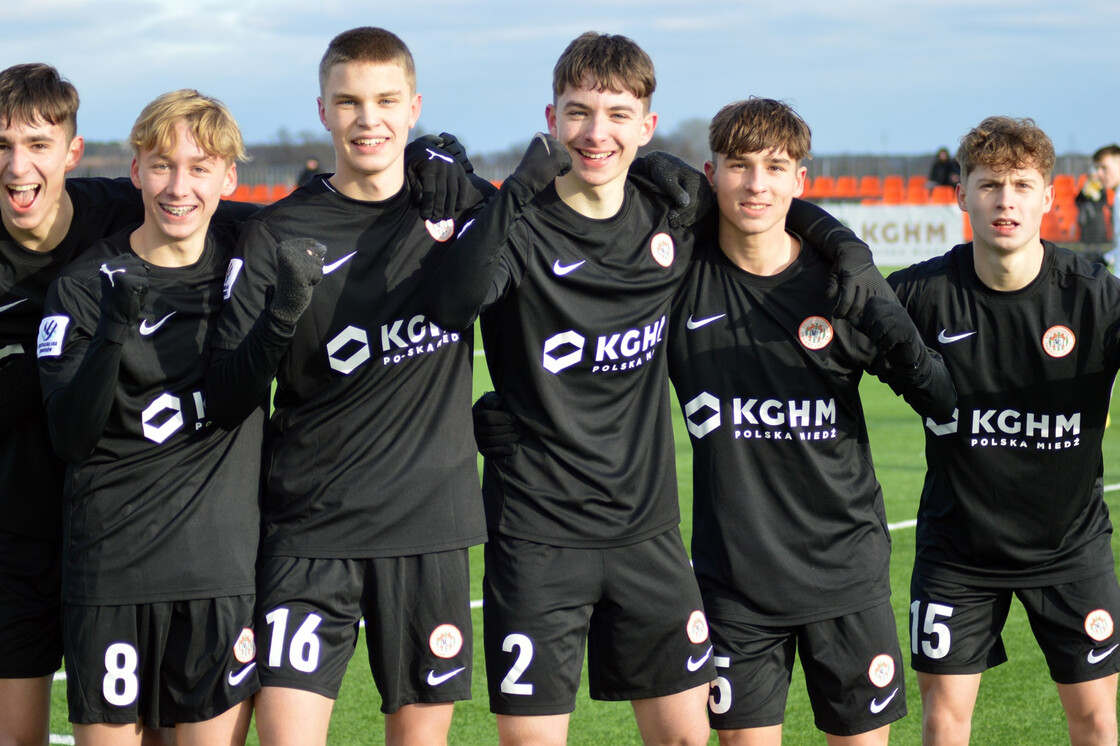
[4,0,1117,157]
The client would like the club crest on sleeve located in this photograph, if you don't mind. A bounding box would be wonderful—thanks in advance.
[1042,325,1075,358]
[650,232,675,268]
[426,219,455,243]
[686,610,709,644]
[223,258,244,301]
[798,316,833,350]
[868,654,895,688]
[1085,609,1114,642]
[233,628,256,663]
[429,624,463,659]
[36,315,70,358]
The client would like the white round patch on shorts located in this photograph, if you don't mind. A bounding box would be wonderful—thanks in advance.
[799,316,834,350]
[1084,609,1114,642]
[429,624,463,659]
[233,628,256,663]
[650,232,675,268]
[426,218,455,242]
[1042,325,1075,358]
[686,610,709,644]
[868,654,895,688]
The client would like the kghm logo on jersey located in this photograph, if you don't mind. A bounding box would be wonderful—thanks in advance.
[798,316,833,350]
[429,624,463,659]
[868,654,895,688]
[325,316,460,374]
[650,232,674,268]
[541,316,666,375]
[426,218,455,243]
[1042,325,1075,358]
[683,391,838,441]
[686,611,709,644]
[233,628,256,663]
[1085,610,1114,642]
[925,407,1081,451]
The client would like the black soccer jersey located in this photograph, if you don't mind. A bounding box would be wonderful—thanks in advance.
[670,239,892,624]
[0,178,143,539]
[476,183,694,547]
[212,177,485,558]
[890,242,1120,587]
[37,225,262,605]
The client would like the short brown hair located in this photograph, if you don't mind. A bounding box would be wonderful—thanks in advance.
[552,32,655,104]
[708,98,811,162]
[319,27,415,93]
[129,90,248,164]
[1092,144,1120,163]
[0,63,79,139]
[957,116,1055,182]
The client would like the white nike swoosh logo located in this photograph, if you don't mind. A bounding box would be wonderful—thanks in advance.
[869,687,899,714]
[938,329,977,344]
[1087,644,1119,665]
[426,667,466,686]
[686,314,725,330]
[227,661,256,686]
[139,312,176,336]
[552,259,585,275]
[686,646,713,672]
[323,251,357,274]
[0,298,27,314]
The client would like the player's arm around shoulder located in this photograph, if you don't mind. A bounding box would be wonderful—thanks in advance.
[425,133,571,331]
[854,291,957,423]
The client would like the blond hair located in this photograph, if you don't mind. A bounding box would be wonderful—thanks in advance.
[129,89,248,164]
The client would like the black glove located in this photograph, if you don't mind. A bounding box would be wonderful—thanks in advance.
[629,151,713,228]
[472,391,520,458]
[270,239,326,325]
[96,255,148,343]
[504,133,571,205]
[406,134,481,221]
[856,295,930,380]
[824,246,893,320]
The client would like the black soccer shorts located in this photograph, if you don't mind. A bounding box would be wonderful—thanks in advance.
[483,528,716,716]
[254,550,473,713]
[0,528,62,677]
[706,602,906,736]
[910,567,1120,684]
[63,595,257,727]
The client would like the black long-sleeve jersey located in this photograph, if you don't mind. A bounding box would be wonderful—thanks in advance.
[890,242,1120,586]
[671,239,953,624]
[38,225,262,605]
[212,177,486,558]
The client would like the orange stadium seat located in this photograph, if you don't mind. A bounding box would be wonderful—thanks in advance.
[930,185,956,204]
[881,180,904,204]
[883,175,904,193]
[249,184,270,204]
[806,175,833,199]
[908,175,927,192]
[230,184,251,202]
[906,184,929,204]
[833,176,858,199]
[858,176,882,199]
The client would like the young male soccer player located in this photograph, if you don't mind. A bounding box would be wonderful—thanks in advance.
[0,62,152,746]
[209,27,488,745]
[669,98,955,745]
[36,89,273,744]
[431,33,891,745]
[891,117,1120,745]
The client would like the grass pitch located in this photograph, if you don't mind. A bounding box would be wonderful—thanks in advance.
[49,324,1120,745]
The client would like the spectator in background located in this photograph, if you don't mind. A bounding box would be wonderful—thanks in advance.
[296,156,319,186]
[928,146,961,188]
[1081,145,1120,269]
